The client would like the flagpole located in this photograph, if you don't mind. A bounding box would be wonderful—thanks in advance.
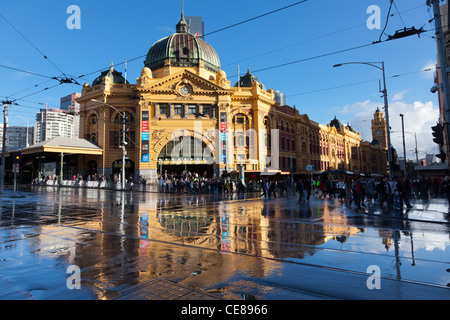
[237,65,240,88]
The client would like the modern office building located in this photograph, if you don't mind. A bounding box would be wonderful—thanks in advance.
[34,108,79,144]
[5,126,34,150]
[60,92,81,138]
[186,16,205,40]
[60,92,81,113]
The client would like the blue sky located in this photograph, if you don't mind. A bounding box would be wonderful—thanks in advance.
[0,0,442,159]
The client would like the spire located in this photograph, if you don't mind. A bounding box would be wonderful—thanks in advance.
[176,0,189,33]
[181,0,184,21]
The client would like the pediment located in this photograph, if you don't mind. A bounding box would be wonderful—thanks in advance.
[138,69,230,97]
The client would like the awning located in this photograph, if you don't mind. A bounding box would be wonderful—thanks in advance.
[14,137,103,156]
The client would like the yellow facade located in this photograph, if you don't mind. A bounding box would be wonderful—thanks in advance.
[76,15,387,181]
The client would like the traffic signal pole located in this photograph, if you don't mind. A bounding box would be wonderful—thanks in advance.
[430,0,450,163]
[0,102,10,194]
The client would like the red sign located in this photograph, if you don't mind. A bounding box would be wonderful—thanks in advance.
[142,120,149,132]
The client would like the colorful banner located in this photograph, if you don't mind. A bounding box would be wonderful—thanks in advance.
[141,111,150,162]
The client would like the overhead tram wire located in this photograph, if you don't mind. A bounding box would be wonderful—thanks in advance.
[0,12,80,101]
[74,0,310,81]
[223,3,427,68]
[0,13,68,78]
[3,2,434,103]
[287,67,435,98]
[227,23,438,79]
[0,64,55,80]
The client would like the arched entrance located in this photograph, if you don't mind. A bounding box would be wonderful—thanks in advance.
[157,136,214,178]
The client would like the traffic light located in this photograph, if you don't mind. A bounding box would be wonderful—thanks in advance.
[436,151,447,162]
[432,123,447,163]
[10,151,21,164]
[14,152,21,164]
[432,123,444,145]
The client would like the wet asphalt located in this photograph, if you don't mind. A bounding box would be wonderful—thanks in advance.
[0,186,449,300]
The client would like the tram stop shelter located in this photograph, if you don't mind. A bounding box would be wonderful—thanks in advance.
[5,137,103,184]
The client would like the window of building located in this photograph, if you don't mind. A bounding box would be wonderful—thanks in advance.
[159,104,168,115]
[174,104,182,115]
[202,105,210,116]
[237,134,245,146]
[188,104,196,115]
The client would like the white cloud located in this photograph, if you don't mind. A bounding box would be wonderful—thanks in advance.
[336,98,439,161]
[392,90,408,102]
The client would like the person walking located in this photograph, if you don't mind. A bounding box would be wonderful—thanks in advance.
[296,179,304,203]
[397,177,413,209]
[443,176,450,205]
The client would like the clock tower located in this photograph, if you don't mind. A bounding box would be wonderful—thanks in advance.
[371,107,387,150]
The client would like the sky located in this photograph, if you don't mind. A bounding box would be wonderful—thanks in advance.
[0,0,443,160]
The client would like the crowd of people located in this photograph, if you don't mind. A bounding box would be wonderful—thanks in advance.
[32,168,450,210]
[157,171,252,196]
[306,174,450,211]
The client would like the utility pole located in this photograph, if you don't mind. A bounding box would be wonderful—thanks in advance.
[429,0,450,164]
[400,114,407,177]
[0,101,11,194]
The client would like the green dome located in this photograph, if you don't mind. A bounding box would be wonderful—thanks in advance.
[144,15,221,73]
[234,67,266,90]
[92,62,129,86]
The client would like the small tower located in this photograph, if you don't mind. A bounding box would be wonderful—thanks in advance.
[371,107,387,149]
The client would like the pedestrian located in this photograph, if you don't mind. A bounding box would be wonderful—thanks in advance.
[377,177,393,209]
[397,177,412,209]
[345,177,353,206]
[296,179,304,202]
[365,176,375,207]
[443,176,450,205]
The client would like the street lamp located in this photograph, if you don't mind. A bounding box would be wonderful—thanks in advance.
[400,114,407,177]
[333,61,394,180]
[91,99,128,191]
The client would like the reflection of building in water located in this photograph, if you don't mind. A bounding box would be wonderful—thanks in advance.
[379,229,393,251]
[134,196,362,289]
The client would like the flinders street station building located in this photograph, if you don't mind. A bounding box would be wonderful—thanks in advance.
[75,12,388,183]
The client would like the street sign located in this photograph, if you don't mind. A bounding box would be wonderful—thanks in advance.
[12,163,19,173]
[306,164,314,171]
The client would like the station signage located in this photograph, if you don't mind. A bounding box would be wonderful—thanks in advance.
[141,111,150,162]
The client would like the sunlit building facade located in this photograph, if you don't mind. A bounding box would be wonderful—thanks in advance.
[76,12,387,181]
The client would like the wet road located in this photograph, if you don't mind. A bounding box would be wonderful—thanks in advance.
[0,187,449,300]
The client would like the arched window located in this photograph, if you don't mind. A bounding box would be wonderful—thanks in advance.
[302,142,307,153]
[87,113,98,145]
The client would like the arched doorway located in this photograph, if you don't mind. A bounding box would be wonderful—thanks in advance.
[157,136,214,178]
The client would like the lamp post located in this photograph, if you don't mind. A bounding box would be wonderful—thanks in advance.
[399,114,407,177]
[91,99,127,191]
[391,130,418,164]
[333,61,393,180]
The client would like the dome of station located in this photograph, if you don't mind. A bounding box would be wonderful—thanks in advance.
[144,13,221,73]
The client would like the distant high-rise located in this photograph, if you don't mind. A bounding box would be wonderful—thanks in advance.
[274,90,286,105]
[60,92,81,138]
[186,16,205,40]
[60,92,81,113]
[34,108,79,144]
